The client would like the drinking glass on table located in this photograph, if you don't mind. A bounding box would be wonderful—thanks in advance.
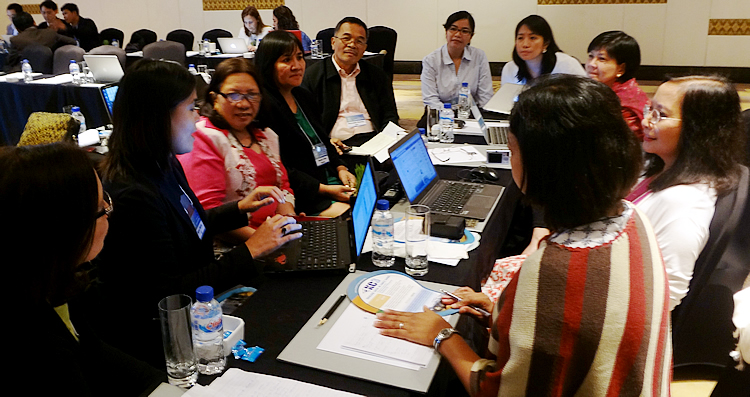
[405,204,430,276]
[158,294,198,388]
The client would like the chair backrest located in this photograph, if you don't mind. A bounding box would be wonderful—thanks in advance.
[88,45,127,69]
[126,29,157,53]
[366,26,397,82]
[21,45,53,74]
[167,29,195,52]
[100,28,124,47]
[672,165,750,368]
[52,44,85,75]
[143,41,186,66]
[201,29,232,52]
[316,27,335,54]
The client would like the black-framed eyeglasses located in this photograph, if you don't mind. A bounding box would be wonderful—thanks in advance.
[333,35,367,47]
[447,26,473,35]
[219,91,262,103]
[643,104,681,125]
[97,191,113,219]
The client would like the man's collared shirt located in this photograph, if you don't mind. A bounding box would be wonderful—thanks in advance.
[330,56,375,141]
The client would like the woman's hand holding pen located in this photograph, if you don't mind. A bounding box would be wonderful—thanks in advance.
[442,287,493,324]
[245,214,301,258]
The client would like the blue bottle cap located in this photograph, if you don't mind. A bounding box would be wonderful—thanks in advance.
[71,106,80,112]
[444,103,451,109]
[189,64,195,68]
[196,285,214,302]
[376,199,389,211]
[418,128,426,134]
[462,82,468,87]
[70,60,76,63]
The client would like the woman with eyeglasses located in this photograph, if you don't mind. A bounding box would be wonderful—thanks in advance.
[420,11,493,113]
[626,75,746,311]
[501,15,585,86]
[179,57,296,244]
[586,31,649,140]
[97,59,301,365]
[3,143,164,395]
[238,5,271,52]
[256,30,355,217]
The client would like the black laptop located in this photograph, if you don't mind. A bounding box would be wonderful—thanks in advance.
[265,158,378,272]
[99,83,118,123]
[388,130,503,220]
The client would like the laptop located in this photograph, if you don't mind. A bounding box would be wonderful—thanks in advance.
[99,83,118,122]
[482,83,524,115]
[217,38,248,54]
[388,130,503,220]
[472,104,510,145]
[83,54,124,83]
[265,158,378,272]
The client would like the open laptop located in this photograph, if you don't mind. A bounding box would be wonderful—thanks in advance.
[83,54,124,83]
[265,158,378,272]
[472,104,510,145]
[388,130,503,220]
[217,38,248,54]
[99,83,118,122]
[482,83,524,115]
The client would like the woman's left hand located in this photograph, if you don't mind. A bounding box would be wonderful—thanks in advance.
[374,306,451,347]
[238,186,286,213]
[338,168,357,189]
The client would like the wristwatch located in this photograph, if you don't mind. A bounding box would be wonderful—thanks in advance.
[433,328,460,354]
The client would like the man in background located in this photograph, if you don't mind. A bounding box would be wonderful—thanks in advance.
[5,11,75,72]
[38,1,73,38]
[61,3,98,51]
[5,3,23,36]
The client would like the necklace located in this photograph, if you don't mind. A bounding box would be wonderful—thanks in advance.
[230,130,254,148]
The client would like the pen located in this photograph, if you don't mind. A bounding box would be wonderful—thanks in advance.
[440,289,491,317]
[319,294,347,325]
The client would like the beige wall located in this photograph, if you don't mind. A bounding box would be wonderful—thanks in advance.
[2,0,748,67]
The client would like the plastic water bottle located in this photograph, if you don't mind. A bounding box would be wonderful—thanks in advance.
[69,60,81,85]
[188,64,198,75]
[202,39,210,55]
[22,59,33,82]
[70,106,86,135]
[111,38,119,48]
[190,286,226,375]
[372,199,395,267]
[440,103,454,143]
[458,82,471,119]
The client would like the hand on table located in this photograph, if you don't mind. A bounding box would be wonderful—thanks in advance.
[374,306,451,347]
[245,214,301,258]
[238,186,286,213]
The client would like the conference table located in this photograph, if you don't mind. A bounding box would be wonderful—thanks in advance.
[204,161,525,397]
[125,51,384,71]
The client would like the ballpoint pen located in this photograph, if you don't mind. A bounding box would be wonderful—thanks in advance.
[440,289,491,317]
[319,294,347,325]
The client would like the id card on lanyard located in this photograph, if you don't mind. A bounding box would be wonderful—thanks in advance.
[296,102,330,167]
[179,185,206,239]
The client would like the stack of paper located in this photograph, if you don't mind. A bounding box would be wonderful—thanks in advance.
[183,368,363,397]
[347,121,405,162]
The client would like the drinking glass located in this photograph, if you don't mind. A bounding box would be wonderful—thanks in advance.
[425,106,441,142]
[405,205,430,276]
[158,294,197,388]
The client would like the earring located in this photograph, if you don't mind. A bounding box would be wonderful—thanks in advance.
[616,73,622,78]
[543,49,547,53]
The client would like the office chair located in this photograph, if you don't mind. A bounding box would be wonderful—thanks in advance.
[167,29,195,52]
[143,41,186,66]
[125,29,157,52]
[88,45,126,69]
[100,27,124,47]
[367,26,397,82]
[316,27,335,54]
[52,45,85,75]
[201,29,232,52]
[21,45,53,74]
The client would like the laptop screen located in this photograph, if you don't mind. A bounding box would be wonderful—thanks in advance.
[389,131,437,202]
[101,84,118,119]
[352,160,377,257]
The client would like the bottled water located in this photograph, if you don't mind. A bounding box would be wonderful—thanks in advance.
[440,103,454,143]
[21,59,33,82]
[70,106,86,135]
[372,199,395,267]
[69,60,81,85]
[190,286,226,375]
[457,82,470,119]
[111,39,119,48]
[202,39,210,55]
[188,64,198,75]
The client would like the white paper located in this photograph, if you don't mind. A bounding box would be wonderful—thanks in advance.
[428,146,486,164]
[182,368,363,397]
[186,51,199,57]
[348,121,404,158]
[126,51,143,57]
[30,74,74,84]
[0,72,42,82]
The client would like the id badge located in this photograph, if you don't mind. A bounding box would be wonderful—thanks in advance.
[345,113,367,128]
[313,142,330,166]
[180,193,206,239]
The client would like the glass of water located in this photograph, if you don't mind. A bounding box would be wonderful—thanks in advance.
[158,294,197,388]
[405,204,430,276]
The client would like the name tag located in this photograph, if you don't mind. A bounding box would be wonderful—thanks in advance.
[180,192,206,239]
[313,142,330,166]
[345,113,367,128]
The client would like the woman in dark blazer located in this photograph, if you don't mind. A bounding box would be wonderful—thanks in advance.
[256,30,356,217]
[96,59,301,366]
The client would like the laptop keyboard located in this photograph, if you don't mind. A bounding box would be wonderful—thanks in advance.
[430,182,481,214]
[487,126,510,144]
[297,220,341,270]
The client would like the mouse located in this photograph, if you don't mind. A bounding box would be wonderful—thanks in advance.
[470,166,499,181]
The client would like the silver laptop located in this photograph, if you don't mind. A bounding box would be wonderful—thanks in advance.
[472,105,510,145]
[217,38,248,54]
[483,83,524,114]
[83,54,124,83]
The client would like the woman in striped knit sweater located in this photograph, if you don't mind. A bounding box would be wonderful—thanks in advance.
[375,75,672,396]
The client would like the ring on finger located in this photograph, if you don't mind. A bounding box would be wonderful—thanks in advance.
[281,226,287,235]
[399,322,404,330]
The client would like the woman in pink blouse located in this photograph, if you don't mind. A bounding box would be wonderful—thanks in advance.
[179,58,296,244]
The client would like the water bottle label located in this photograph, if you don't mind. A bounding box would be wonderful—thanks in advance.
[192,317,222,333]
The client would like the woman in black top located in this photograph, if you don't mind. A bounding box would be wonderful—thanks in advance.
[256,30,356,216]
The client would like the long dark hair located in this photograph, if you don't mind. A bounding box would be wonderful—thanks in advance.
[645,76,745,195]
[1,143,99,305]
[273,5,299,30]
[101,59,196,181]
[204,57,265,130]
[512,15,561,83]
[510,75,641,231]
[242,5,266,36]
[255,30,303,93]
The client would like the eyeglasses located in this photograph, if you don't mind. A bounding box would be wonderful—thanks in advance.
[643,104,681,125]
[96,191,113,219]
[219,91,262,104]
[333,35,367,47]
[447,26,473,35]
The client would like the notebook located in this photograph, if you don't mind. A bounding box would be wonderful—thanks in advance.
[99,83,118,122]
[83,54,124,83]
[482,83,524,115]
[217,38,249,54]
[388,130,503,220]
[265,158,378,272]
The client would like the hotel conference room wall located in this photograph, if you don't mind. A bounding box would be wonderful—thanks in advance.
[2,0,748,67]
